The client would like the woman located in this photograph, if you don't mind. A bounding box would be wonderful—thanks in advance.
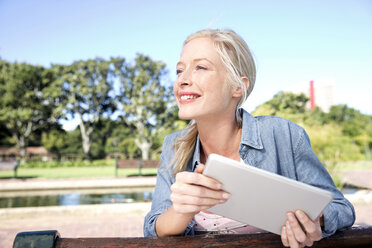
[144,29,355,247]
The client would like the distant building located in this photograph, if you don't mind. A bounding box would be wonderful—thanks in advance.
[0,146,53,161]
[285,78,335,112]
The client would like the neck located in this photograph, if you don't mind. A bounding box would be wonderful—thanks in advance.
[197,115,242,164]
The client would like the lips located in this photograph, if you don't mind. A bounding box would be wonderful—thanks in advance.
[178,92,201,104]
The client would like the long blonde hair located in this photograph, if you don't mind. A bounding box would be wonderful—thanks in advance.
[171,29,256,175]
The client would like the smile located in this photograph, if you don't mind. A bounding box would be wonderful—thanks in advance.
[180,95,198,100]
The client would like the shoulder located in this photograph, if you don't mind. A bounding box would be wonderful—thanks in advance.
[162,129,187,147]
[255,115,305,133]
[254,115,310,151]
[242,110,308,147]
[161,129,188,160]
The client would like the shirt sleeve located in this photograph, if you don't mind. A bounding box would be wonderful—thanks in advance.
[143,134,195,237]
[293,128,355,237]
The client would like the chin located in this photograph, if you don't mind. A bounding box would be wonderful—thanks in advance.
[178,110,197,120]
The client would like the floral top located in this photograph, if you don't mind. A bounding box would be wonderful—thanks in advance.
[194,211,263,234]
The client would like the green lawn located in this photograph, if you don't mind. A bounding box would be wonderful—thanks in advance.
[1,161,371,179]
[334,161,372,171]
[0,166,157,179]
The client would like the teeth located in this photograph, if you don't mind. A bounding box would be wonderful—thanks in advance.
[180,95,197,100]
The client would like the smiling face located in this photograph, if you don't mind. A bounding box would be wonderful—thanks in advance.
[174,37,240,122]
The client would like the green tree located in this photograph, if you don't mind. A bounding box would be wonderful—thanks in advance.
[41,128,67,160]
[53,58,116,160]
[253,91,309,123]
[113,54,176,160]
[0,121,14,146]
[0,60,59,163]
[105,126,140,159]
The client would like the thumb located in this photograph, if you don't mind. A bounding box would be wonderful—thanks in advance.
[195,164,205,174]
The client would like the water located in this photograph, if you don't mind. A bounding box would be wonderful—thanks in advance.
[0,190,153,208]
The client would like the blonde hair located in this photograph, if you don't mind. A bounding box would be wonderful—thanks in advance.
[171,29,256,175]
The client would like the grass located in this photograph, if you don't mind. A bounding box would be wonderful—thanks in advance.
[0,166,157,179]
[1,160,371,179]
[334,161,372,171]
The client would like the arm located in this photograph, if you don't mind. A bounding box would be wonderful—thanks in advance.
[143,136,228,237]
[292,128,355,237]
[156,165,228,237]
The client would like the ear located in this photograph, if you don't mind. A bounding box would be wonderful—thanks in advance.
[232,77,250,98]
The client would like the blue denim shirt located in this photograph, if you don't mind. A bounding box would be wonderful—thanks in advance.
[144,110,355,238]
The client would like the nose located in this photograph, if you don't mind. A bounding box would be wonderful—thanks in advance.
[177,67,192,87]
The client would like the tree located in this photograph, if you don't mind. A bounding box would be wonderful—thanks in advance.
[327,105,372,159]
[54,58,116,160]
[41,128,68,160]
[253,91,309,122]
[104,124,140,159]
[113,54,176,160]
[0,60,59,163]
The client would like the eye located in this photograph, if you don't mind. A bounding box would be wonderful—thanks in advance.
[176,69,183,75]
[196,65,207,70]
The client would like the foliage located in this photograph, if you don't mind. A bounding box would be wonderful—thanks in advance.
[0,60,59,163]
[113,54,177,160]
[52,58,116,160]
[252,92,371,165]
[22,159,114,168]
[41,128,83,158]
[1,56,370,168]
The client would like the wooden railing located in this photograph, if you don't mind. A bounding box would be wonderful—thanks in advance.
[13,226,372,248]
[115,159,160,176]
[0,160,19,178]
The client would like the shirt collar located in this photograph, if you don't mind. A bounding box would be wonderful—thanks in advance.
[240,109,263,149]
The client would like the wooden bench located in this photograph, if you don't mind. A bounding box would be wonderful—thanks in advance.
[0,160,19,178]
[115,159,160,176]
[12,226,372,248]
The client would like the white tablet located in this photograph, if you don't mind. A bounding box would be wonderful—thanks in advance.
[203,154,333,235]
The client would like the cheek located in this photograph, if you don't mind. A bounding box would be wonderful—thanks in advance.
[173,82,178,95]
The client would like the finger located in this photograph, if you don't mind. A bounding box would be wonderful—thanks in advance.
[173,203,215,215]
[170,193,226,206]
[295,210,322,241]
[175,171,223,190]
[281,226,290,247]
[286,221,300,248]
[287,212,307,244]
[195,164,205,174]
[171,182,230,200]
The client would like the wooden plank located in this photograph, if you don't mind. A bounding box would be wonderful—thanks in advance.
[116,160,138,169]
[116,160,160,169]
[54,226,372,248]
[141,160,160,168]
[0,161,18,170]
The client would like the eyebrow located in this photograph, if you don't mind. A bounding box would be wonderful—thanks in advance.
[177,58,215,67]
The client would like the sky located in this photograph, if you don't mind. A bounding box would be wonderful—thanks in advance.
[0,0,371,130]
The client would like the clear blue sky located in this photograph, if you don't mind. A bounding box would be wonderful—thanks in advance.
[1,0,371,128]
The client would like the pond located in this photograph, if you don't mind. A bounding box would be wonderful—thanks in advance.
[0,185,360,209]
[0,188,153,208]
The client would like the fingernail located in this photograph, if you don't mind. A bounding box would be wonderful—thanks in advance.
[286,221,290,229]
[217,184,223,189]
[222,193,230,199]
[220,199,226,203]
[296,210,304,219]
[287,213,295,222]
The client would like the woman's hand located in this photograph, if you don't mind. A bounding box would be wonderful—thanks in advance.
[170,164,230,216]
[281,210,323,248]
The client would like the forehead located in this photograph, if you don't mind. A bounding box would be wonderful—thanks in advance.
[180,37,221,64]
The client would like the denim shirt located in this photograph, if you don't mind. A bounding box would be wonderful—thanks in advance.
[144,110,355,238]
